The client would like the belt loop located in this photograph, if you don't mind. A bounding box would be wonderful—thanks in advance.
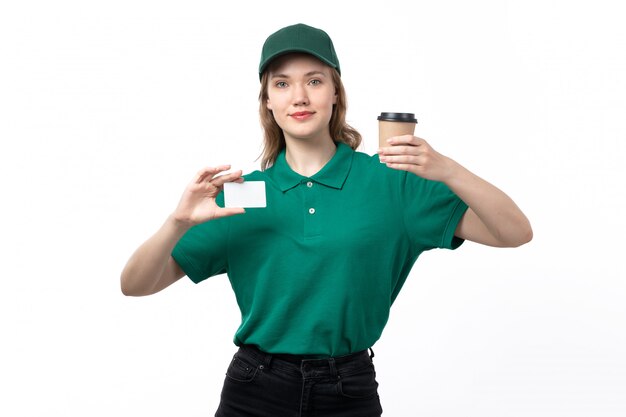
[328,357,337,379]
[368,347,375,360]
[263,351,273,369]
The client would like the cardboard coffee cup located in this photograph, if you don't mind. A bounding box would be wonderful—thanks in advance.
[377,112,418,148]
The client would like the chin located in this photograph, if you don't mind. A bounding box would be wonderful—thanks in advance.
[285,130,318,141]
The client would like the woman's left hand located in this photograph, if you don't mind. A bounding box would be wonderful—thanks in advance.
[378,135,458,182]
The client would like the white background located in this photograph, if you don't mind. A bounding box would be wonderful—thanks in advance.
[1,0,625,416]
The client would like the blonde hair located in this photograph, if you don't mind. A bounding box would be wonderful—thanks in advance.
[258,67,361,170]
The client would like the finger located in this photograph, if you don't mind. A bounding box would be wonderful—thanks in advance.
[379,139,422,155]
[194,167,213,183]
[214,207,246,218]
[195,165,232,183]
[387,136,428,148]
[211,170,244,187]
[384,162,421,174]
[379,145,420,156]
[385,134,416,144]
[379,154,421,165]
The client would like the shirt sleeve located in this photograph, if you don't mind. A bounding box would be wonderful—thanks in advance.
[171,193,230,283]
[400,171,468,250]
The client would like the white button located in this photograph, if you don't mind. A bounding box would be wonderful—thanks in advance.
[308,208,315,214]
[306,181,313,188]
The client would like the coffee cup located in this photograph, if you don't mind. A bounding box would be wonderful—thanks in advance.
[377,112,418,148]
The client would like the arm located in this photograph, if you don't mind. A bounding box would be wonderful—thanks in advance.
[445,166,532,247]
[379,136,533,248]
[120,166,245,296]
[120,215,189,296]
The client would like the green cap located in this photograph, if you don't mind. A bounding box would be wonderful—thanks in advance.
[259,23,340,80]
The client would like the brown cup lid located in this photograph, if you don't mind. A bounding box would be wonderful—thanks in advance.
[377,112,417,123]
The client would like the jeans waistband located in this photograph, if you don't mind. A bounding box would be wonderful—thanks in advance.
[237,344,374,377]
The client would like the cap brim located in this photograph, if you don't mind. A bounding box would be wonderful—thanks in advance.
[259,48,338,78]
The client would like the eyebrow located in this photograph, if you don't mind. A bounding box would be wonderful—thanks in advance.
[270,70,328,80]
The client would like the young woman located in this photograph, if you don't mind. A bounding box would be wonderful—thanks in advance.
[121,23,532,417]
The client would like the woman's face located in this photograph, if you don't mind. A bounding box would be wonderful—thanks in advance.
[266,53,337,144]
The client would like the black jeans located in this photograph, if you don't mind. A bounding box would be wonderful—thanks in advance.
[215,344,383,417]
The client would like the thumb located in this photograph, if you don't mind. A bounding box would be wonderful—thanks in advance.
[214,207,246,219]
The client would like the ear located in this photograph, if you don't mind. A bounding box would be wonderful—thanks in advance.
[266,98,273,111]
[333,87,338,105]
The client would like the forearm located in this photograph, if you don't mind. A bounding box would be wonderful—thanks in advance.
[120,215,190,296]
[444,159,533,247]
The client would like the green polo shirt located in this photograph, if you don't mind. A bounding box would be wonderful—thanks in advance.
[172,142,468,357]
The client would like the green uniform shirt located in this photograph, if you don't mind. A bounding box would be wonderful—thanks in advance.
[172,142,468,357]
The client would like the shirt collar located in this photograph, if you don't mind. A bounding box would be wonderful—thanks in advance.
[268,142,354,192]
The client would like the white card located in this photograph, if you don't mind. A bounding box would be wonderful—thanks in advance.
[223,181,266,208]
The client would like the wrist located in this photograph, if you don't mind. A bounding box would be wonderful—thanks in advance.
[167,213,194,234]
[441,157,466,185]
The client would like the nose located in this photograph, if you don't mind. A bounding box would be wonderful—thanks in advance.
[291,83,309,106]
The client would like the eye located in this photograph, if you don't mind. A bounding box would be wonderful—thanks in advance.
[275,81,288,88]
[309,79,321,86]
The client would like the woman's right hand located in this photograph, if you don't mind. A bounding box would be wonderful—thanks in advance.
[172,165,245,226]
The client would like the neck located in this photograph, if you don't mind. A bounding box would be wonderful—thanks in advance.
[284,136,337,177]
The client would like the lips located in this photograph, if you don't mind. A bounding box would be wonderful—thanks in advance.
[290,111,314,120]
